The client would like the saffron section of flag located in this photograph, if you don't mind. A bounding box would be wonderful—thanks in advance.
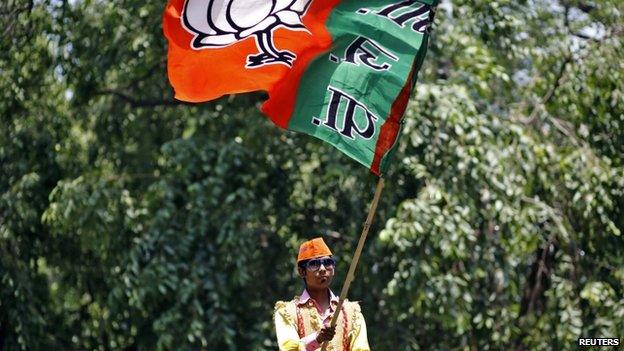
[263,0,437,175]
[163,0,340,102]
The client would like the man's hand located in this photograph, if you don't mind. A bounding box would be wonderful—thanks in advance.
[315,325,336,343]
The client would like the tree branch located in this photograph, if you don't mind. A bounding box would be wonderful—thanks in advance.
[522,54,572,124]
[122,58,167,91]
[525,235,557,314]
[1,0,33,36]
[572,32,603,42]
[93,89,193,108]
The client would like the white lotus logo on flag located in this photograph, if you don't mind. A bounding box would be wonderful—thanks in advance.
[182,0,313,67]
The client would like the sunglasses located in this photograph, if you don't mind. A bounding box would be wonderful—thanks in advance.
[304,257,336,271]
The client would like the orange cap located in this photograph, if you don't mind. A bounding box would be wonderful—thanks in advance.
[297,237,333,262]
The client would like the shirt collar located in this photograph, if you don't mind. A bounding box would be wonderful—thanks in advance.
[298,288,339,306]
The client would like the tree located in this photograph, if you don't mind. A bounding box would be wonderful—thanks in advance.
[1,0,622,350]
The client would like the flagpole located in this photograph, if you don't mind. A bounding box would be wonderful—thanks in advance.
[320,176,385,351]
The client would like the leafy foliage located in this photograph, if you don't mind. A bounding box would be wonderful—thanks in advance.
[1,0,622,350]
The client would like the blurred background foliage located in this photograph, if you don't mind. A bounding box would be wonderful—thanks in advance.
[1,0,623,350]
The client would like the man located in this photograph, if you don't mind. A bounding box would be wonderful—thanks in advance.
[274,237,370,351]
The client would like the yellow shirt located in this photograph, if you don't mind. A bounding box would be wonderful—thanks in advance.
[274,291,370,351]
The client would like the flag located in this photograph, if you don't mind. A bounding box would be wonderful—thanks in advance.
[164,0,437,175]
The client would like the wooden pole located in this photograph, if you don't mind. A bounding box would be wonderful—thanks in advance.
[320,176,385,351]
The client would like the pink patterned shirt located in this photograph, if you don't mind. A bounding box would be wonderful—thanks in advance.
[298,289,339,351]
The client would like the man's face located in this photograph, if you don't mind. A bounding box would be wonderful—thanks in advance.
[298,256,335,290]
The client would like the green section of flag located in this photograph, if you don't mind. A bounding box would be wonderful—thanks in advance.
[287,0,436,173]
